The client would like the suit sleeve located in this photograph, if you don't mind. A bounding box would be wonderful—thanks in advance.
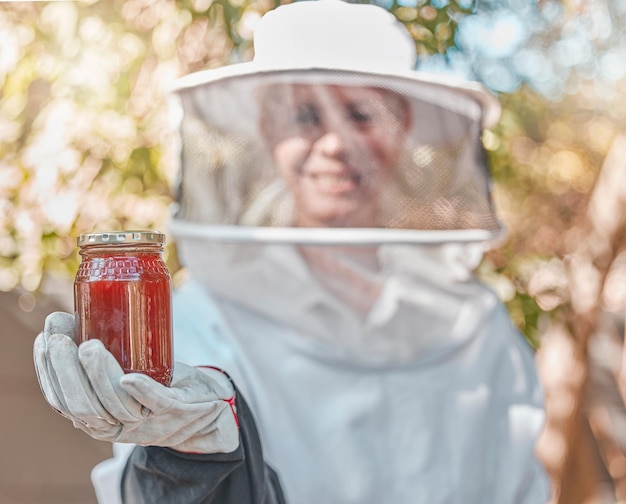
[120,388,286,504]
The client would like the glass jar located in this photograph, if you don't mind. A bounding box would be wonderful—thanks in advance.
[74,230,173,386]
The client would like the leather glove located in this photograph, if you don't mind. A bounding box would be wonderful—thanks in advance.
[33,311,239,453]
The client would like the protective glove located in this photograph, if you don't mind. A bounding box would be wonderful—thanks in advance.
[33,311,239,454]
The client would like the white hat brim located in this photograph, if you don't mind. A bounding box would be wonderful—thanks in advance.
[170,62,501,130]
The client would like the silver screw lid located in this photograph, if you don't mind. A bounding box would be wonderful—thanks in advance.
[77,230,166,247]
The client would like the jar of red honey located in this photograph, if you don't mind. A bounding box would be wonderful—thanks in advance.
[74,231,173,386]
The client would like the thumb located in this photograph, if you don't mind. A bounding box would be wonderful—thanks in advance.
[120,372,176,413]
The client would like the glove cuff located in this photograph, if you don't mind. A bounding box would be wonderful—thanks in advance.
[196,366,239,428]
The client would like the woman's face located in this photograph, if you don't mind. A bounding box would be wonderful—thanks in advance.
[261,84,411,228]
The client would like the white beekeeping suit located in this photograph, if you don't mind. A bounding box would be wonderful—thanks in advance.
[165,1,550,501]
[38,1,551,503]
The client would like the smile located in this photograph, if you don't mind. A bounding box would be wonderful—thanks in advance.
[305,172,362,194]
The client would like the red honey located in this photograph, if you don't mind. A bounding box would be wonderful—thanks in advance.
[74,231,173,386]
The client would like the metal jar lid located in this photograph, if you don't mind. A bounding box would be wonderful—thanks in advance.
[77,230,166,247]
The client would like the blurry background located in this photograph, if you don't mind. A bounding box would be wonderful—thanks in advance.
[1,0,626,503]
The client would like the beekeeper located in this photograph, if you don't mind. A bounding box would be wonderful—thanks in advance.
[33,1,551,503]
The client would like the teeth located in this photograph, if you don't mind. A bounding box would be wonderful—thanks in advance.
[311,173,358,191]
[314,174,353,184]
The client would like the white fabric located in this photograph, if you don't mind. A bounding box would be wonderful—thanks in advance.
[90,235,550,503]
[91,443,135,504]
[167,217,502,246]
[253,0,416,73]
[170,223,549,502]
[171,278,550,504]
[170,223,492,366]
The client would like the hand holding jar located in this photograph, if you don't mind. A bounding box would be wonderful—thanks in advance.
[33,311,239,453]
[32,231,240,454]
